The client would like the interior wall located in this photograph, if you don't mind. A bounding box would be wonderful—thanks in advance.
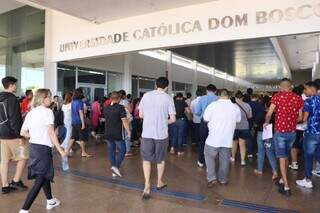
[292,70,312,85]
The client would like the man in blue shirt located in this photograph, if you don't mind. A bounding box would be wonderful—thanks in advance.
[296,81,320,189]
[194,84,218,167]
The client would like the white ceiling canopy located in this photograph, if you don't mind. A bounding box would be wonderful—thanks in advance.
[23,0,214,23]
[279,33,320,71]
[0,0,24,14]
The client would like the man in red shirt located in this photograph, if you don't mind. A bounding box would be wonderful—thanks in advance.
[21,90,33,116]
[264,78,303,196]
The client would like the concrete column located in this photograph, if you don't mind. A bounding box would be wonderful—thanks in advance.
[191,61,198,98]
[44,62,57,95]
[5,47,22,95]
[123,54,133,94]
[166,51,173,95]
[44,9,58,95]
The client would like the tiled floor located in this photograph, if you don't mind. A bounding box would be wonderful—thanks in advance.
[1,140,319,213]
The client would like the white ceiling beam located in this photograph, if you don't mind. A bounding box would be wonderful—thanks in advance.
[270,37,292,79]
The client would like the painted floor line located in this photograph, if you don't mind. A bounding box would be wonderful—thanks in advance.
[222,199,300,213]
[58,168,207,202]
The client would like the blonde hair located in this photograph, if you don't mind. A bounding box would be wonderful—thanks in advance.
[32,89,51,108]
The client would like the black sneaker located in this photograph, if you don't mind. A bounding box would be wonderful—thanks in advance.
[2,186,17,194]
[10,180,28,191]
[278,186,291,197]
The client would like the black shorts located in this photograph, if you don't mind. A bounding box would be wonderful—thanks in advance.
[140,138,168,163]
[233,129,250,140]
[71,124,88,141]
[292,130,304,149]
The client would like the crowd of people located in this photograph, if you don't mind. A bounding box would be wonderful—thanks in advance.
[0,75,320,212]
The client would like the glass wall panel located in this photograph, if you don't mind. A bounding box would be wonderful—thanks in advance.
[0,6,45,96]
[0,64,5,91]
[57,65,76,95]
[107,72,122,93]
[132,78,138,98]
[21,67,44,91]
[139,79,155,90]
[78,68,106,84]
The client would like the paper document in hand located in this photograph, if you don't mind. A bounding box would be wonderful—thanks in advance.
[262,124,273,140]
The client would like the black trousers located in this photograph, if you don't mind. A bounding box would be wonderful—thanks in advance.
[22,176,53,210]
[198,120,209,164]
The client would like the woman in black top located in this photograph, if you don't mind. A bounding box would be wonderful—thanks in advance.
[170,93,190,156]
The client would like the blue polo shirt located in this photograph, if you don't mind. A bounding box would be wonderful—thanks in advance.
[194,92,218,119]
[304,95,320,134]
[71,99,84,125]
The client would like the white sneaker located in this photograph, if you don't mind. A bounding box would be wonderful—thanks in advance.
[197,161,204,168]
[241,160,246,166]
[111,166,122,177]
[19,210,28,213]
[296,178,313,189]
[46,198,61,210]
[289,163,299,170]
[247,154,253,158]
[230,157,235,162]
[312,170,320,177]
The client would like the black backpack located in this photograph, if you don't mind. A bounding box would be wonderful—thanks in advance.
[0,100,9,126]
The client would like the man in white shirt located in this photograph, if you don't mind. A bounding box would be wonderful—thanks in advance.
[190,90,203,146]
[203,89,241,187]
[139,77,176,199]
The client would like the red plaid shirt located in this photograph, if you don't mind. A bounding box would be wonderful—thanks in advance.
[271,91,303,133]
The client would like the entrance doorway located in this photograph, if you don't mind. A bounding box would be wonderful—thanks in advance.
[78,83,107,103]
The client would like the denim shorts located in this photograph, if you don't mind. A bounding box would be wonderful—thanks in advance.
[273,132,296,158]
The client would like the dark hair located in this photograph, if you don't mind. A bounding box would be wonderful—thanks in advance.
[176,92,184,98]
[235,90,243,99]
[280,78,291,83]
[73,88,84,100]
[246,88,253,95]
[126,94,132,100]
[305,81,320,91]
[2,76,17,89]
[292,85,304,96]
[186,93,192,99]
[118,90,126,97]
[196,89,202,97]
[25,89,33,96]
[156,77,169,89]
[218,89,229,97]
[111,91,121,100]
[251,93,260,99]
[94,96,99,102]
[314,79,320,89]
[206,84,217,93]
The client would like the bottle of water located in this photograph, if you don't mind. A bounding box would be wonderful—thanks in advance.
[19,144,25,159]
[62,156,69,171]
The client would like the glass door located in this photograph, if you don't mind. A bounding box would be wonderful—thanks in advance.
[78,83,107,104]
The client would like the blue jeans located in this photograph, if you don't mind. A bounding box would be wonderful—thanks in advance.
[273,132,296,158]
[107,140,126,168]
[303,133,320,178]
[171,119,187,152]
[199,120,209,164]
[256,132,278,173]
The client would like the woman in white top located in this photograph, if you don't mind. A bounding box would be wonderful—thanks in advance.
[61,92,73,152]
[19,89,66,213]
